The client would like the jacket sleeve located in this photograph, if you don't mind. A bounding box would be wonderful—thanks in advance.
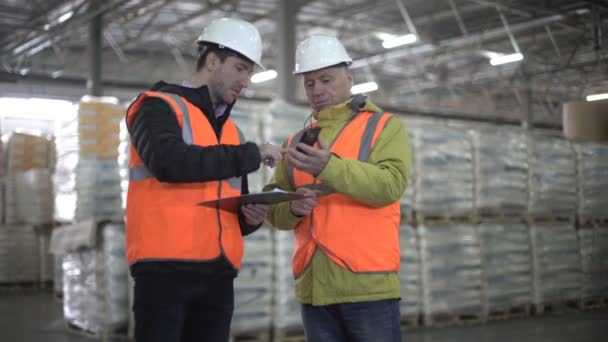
[238,209,264,236]
[128,97,262,183]
[316,116,411,207]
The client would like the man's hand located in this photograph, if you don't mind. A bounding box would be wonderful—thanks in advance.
[290,187,320,217]
[286,137,331,176]
[241,203,269,226]
[258,143,285,168]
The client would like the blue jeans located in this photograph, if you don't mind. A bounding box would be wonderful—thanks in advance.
[133,272,234,342]
[301,299,402,342]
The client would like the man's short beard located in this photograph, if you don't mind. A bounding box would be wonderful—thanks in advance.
[209,71,228,106]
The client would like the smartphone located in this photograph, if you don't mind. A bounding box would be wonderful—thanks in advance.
[298,127,321,148]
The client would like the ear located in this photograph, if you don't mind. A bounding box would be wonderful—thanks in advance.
[206,52,219,71]
[346,69,354,85]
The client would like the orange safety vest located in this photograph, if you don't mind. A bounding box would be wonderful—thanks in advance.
[286,111,401,277]
[125,91,245,269]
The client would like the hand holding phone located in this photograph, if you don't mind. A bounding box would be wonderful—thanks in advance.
[298,127,321,149]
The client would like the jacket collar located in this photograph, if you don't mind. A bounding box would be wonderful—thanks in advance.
[150,81,235,135]
[313,95,383,128]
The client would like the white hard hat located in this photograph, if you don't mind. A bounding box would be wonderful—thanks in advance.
[293,35,352,74]
[197,17,264,69]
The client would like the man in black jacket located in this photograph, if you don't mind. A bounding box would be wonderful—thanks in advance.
[126,18,282,342]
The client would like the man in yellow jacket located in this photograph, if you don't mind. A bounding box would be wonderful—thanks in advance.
[264,35,411,342]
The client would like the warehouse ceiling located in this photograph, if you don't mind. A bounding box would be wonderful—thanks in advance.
[0,0,607,126]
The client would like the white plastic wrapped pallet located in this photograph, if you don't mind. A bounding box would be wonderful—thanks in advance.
[54,98,125,222]
[574,143,608,220]
[399,224,420,318]
[273,230,302,331]
[13,169,54,225]
[477,222,533,313]
[471,128,528,215]
[0,224,40,284]
[54,221,129,337]
[529,222,581,305]
[577,226,608,299]
[411,127,474,216]
[233,227,273,335]
[527,133,577,218]
[418,224,483,316]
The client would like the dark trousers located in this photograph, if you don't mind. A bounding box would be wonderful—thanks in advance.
[301,299,402,342]
[133,272,234,342]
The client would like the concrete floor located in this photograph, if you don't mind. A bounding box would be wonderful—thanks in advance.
[1,291,607,341]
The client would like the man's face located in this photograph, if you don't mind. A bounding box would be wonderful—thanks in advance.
[302,66,353,111]
[208,53,254,105]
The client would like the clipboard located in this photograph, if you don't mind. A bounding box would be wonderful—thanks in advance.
[198,191,307,212]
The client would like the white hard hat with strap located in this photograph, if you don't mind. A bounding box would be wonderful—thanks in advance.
[293,35,352,74]
[197,17,264,69]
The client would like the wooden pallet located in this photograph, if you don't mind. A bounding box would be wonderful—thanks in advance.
[579,297,608,310]
[526,216,576,225]
[0,281,43,294]
[65,321,128,340]
[423,311,483,327]
[476,210,527,221]
[400,315,420,328]
[578,218,608,228]
[486,304,532,321]
[231,330,272,342]
[533,300,581,316]
[414,213,478,226]
[273,328,306,342]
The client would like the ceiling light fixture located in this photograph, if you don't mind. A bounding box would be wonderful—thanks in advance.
[489,52,524,66]
[251,69,277,83]
[586,93,608,102]
[351,81,378,94]
[382,34,418,49]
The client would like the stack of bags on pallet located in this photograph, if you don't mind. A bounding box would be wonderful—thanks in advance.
[577,225,608,300]
[411,127,474,216]
[273,230,302,332]
[54,116,79,222]
[233,227,273,336]
[53,221,129,337]
[399,224,420,320]
[2,132,55,225]
[529,222,581,306]
[471,127,528,215]
[13,169,54,225]
[264,99,308,148]
[574,143,608,220]
[54,97,125,222]
[0,225,40,283]
[477,222,533,314]
[418,224,483,321]
[527,133,577,218]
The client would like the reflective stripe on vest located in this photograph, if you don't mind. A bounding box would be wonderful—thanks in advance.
[286,112,385,188]
[128,93,242,192]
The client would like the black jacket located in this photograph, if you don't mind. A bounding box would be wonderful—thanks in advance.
[127,81,262,277]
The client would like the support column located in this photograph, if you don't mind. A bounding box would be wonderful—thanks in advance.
[87,1,103,96]
[522,75,533,130]
[276,0,297,103]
